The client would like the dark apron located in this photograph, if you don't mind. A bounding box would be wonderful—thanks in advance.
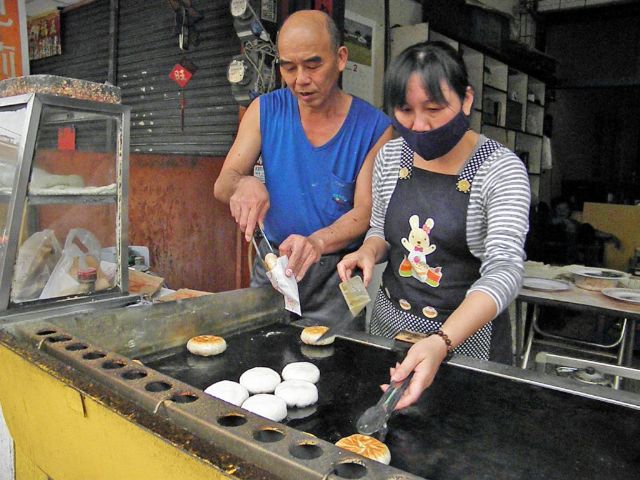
[371,139,511,362]
[251,240,356,327]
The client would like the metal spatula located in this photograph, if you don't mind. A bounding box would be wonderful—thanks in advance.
[339,275,370,317]
[356,372,413,436]
[315,275,370,343]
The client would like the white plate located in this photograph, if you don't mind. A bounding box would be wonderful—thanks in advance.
[601,288,640,305]
[571,267,626,279]
[522,277,571,292]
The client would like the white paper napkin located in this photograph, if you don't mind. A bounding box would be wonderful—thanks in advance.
[265,255,301,315]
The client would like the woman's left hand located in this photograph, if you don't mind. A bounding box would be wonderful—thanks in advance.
[382,335,449,410]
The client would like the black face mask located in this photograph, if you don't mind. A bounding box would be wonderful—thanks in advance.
[391,109,470,160]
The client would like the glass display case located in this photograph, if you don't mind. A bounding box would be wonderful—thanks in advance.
[0,90,135,317]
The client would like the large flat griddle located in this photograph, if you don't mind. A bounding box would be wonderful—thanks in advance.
[141,323,640,480]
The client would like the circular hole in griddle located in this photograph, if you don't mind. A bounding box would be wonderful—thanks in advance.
[145,381,172,392]
[65,343,88,351]
[253,427,285,443]
[101,359,126,370]
[82,351,106,360]
[217,413,247,427]
[334,461,368,479]
[47,335,72,343]
[36,329,57,336]
[289,442,323,460]
[121,369,147,380]
[169,392,199,404]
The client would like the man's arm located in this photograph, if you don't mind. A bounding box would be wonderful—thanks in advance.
[213,99,269,241]
[281,126,394,280]
[311,126,394,252]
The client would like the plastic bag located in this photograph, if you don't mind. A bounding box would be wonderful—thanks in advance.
[11,229,61,302]
[40,228,108,299]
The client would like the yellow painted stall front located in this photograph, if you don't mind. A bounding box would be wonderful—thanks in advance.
[0,337,260,480]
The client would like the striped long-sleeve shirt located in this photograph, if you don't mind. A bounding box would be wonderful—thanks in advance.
[365,136,531,315]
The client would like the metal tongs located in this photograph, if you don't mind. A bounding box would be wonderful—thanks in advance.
[356,372,414,440]
[252,224,276,265]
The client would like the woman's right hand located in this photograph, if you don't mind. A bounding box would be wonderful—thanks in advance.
[383,335,449,410]
[337,247,376,286]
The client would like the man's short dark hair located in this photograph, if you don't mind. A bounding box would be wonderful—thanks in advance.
[322,11,341,51]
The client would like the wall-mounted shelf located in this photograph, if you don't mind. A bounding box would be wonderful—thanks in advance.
[429,30,547,198]
[386,25,548,198]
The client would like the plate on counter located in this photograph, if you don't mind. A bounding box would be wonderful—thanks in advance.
[601,288,640,305]
[522,277,571,292]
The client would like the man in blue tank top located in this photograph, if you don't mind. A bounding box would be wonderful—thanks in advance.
[215,10,392,324]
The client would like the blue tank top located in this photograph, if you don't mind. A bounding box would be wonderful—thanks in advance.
[259,88,390,244]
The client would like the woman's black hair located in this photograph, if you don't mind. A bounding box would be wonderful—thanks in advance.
[384,41,470,114]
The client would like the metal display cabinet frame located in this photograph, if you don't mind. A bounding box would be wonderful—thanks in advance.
[0,93,138,320]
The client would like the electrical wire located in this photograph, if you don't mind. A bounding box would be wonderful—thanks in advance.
[243,39,277,94]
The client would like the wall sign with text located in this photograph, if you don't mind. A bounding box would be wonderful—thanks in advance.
[0,0,29,79]
[27,10,62,61]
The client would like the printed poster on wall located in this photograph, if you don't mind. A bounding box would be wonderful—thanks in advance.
[27,10,62,60]
[0,0,29,79]
[342,10,375,104]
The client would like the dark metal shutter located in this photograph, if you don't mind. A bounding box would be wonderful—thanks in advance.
[29,1,110,152]
[30,0,110,82]
[118,0,240,156]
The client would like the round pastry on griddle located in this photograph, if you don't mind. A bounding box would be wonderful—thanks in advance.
[300,344,335,360]
[186,335,227,356]
[300,326,335,346]
[335,434,391,465]
[204,380,249,406]
[274,380,318,408]
[241,394,287,422]
[282,361,320,383]
[239,367,281,394]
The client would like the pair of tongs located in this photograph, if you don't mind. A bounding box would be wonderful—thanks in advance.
[356,372,414,439]
[251,224,276,265]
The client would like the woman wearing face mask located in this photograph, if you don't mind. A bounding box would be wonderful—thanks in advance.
[337,41,530,409]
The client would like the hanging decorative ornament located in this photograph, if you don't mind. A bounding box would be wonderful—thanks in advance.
[169,63,193,88]
[168,58,197,131]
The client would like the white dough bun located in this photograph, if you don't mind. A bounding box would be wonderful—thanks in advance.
[300,326,335,346]
[186,335,227,356]
[286,405,317,420]
[204,380,249,406]
[282,362,320,383]
[335,434,391,465]
[274,380,318,408]
[239,367,281,394]
[241,394,287,422]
